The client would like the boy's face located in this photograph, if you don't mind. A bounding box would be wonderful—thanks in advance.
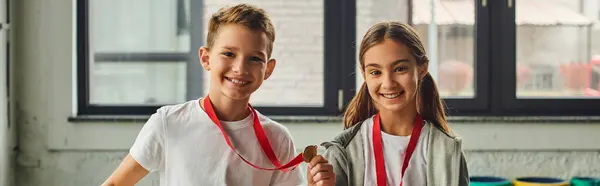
[199,24,276,101]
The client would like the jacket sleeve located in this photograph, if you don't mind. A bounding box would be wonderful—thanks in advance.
[458,152,470,186]
[322,142,349,186]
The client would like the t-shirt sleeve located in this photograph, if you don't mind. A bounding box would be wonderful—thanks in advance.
[129,111,166,172]
[270,131,304,186]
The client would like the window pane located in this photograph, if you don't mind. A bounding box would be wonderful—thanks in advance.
[356,0,476,98]
[202,1,325,107]
[90,0,190,52]
[90,62,187,105]
[516,0,600,98]
[89,0,190,105]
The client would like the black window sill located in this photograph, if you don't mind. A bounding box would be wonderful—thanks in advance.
[68,115,600,124]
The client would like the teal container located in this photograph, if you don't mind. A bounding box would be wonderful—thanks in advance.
[571,177,600,186]
[470,176,513,186]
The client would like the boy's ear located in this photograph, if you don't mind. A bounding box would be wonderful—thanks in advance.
[264,58,276,80]
[199,46,211,71]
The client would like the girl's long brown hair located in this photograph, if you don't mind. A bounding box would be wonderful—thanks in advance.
[343,22,449,132]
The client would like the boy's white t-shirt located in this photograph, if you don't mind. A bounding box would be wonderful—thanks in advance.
[129,99,304,186]
[362,116,430,186]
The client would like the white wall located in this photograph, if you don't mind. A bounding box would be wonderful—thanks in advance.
[10,0,600,186]
[1,0,15,185]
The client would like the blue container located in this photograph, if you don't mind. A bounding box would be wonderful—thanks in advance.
[470,176,513,186]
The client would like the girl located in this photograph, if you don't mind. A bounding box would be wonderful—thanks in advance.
[322,22,469,186]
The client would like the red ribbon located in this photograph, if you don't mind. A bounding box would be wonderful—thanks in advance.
[203,96,304,172]
[373,113,423,186]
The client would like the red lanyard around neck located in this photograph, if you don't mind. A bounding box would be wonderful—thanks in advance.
[372,113,423,186]
[203,95,308,172]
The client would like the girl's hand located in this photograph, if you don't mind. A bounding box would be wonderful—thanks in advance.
[307,155,335,186]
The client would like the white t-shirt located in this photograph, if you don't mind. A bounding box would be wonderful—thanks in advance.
[363,116,430,186]
[129,99,304,186]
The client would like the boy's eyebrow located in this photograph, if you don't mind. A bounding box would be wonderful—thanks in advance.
[365,59,410,68]
[222,46,239,51]
[253,50,267,58]
[221,46,267,58]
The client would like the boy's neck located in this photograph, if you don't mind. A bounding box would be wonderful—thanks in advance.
[202,93,251,122]
[379,104,418,136]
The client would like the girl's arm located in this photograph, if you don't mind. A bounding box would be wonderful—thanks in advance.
[322,144,349,186]
[457,153,470,186]
[101,154,149,186]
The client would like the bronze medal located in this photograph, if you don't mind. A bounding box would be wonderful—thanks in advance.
[302,145,318,163]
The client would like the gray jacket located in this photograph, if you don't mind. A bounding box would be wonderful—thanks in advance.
[321,119,469,186]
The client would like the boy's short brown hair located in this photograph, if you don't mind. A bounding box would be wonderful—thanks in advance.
[207,4,276,58]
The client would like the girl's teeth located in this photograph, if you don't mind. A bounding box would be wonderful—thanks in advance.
[383,93,399,99]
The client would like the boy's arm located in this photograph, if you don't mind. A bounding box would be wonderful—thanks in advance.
[103,111,166,185]
[101,154,149,186]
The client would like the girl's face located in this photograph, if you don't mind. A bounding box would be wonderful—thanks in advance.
[362,39,426,113]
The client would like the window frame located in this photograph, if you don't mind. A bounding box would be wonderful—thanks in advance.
[76,0,356,116]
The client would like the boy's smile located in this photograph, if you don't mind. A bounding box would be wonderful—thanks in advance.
[225,77,250,86]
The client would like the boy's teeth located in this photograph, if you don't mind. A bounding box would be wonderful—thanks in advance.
[229,78,248,85]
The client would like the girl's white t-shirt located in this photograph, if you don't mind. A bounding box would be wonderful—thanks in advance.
[129,99,303,186]
[362,116,430,186]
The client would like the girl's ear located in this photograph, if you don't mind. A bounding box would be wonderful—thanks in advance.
[419,62,429,80]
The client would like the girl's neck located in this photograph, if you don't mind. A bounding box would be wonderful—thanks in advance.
[201,92,251,122]
[378,104,418,136]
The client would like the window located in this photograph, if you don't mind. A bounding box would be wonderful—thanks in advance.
[356,0,489,115]
[411,0,477,99]
[77,0,599,117]
[493,0,600,115]
[353,0,599,116]
[89,0,190,105]
[515,1,592,98]
[76,0,355,116]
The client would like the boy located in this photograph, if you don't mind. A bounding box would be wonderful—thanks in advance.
[102,4,335,186]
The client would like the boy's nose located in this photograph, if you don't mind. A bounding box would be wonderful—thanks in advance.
[231,59,249,74]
